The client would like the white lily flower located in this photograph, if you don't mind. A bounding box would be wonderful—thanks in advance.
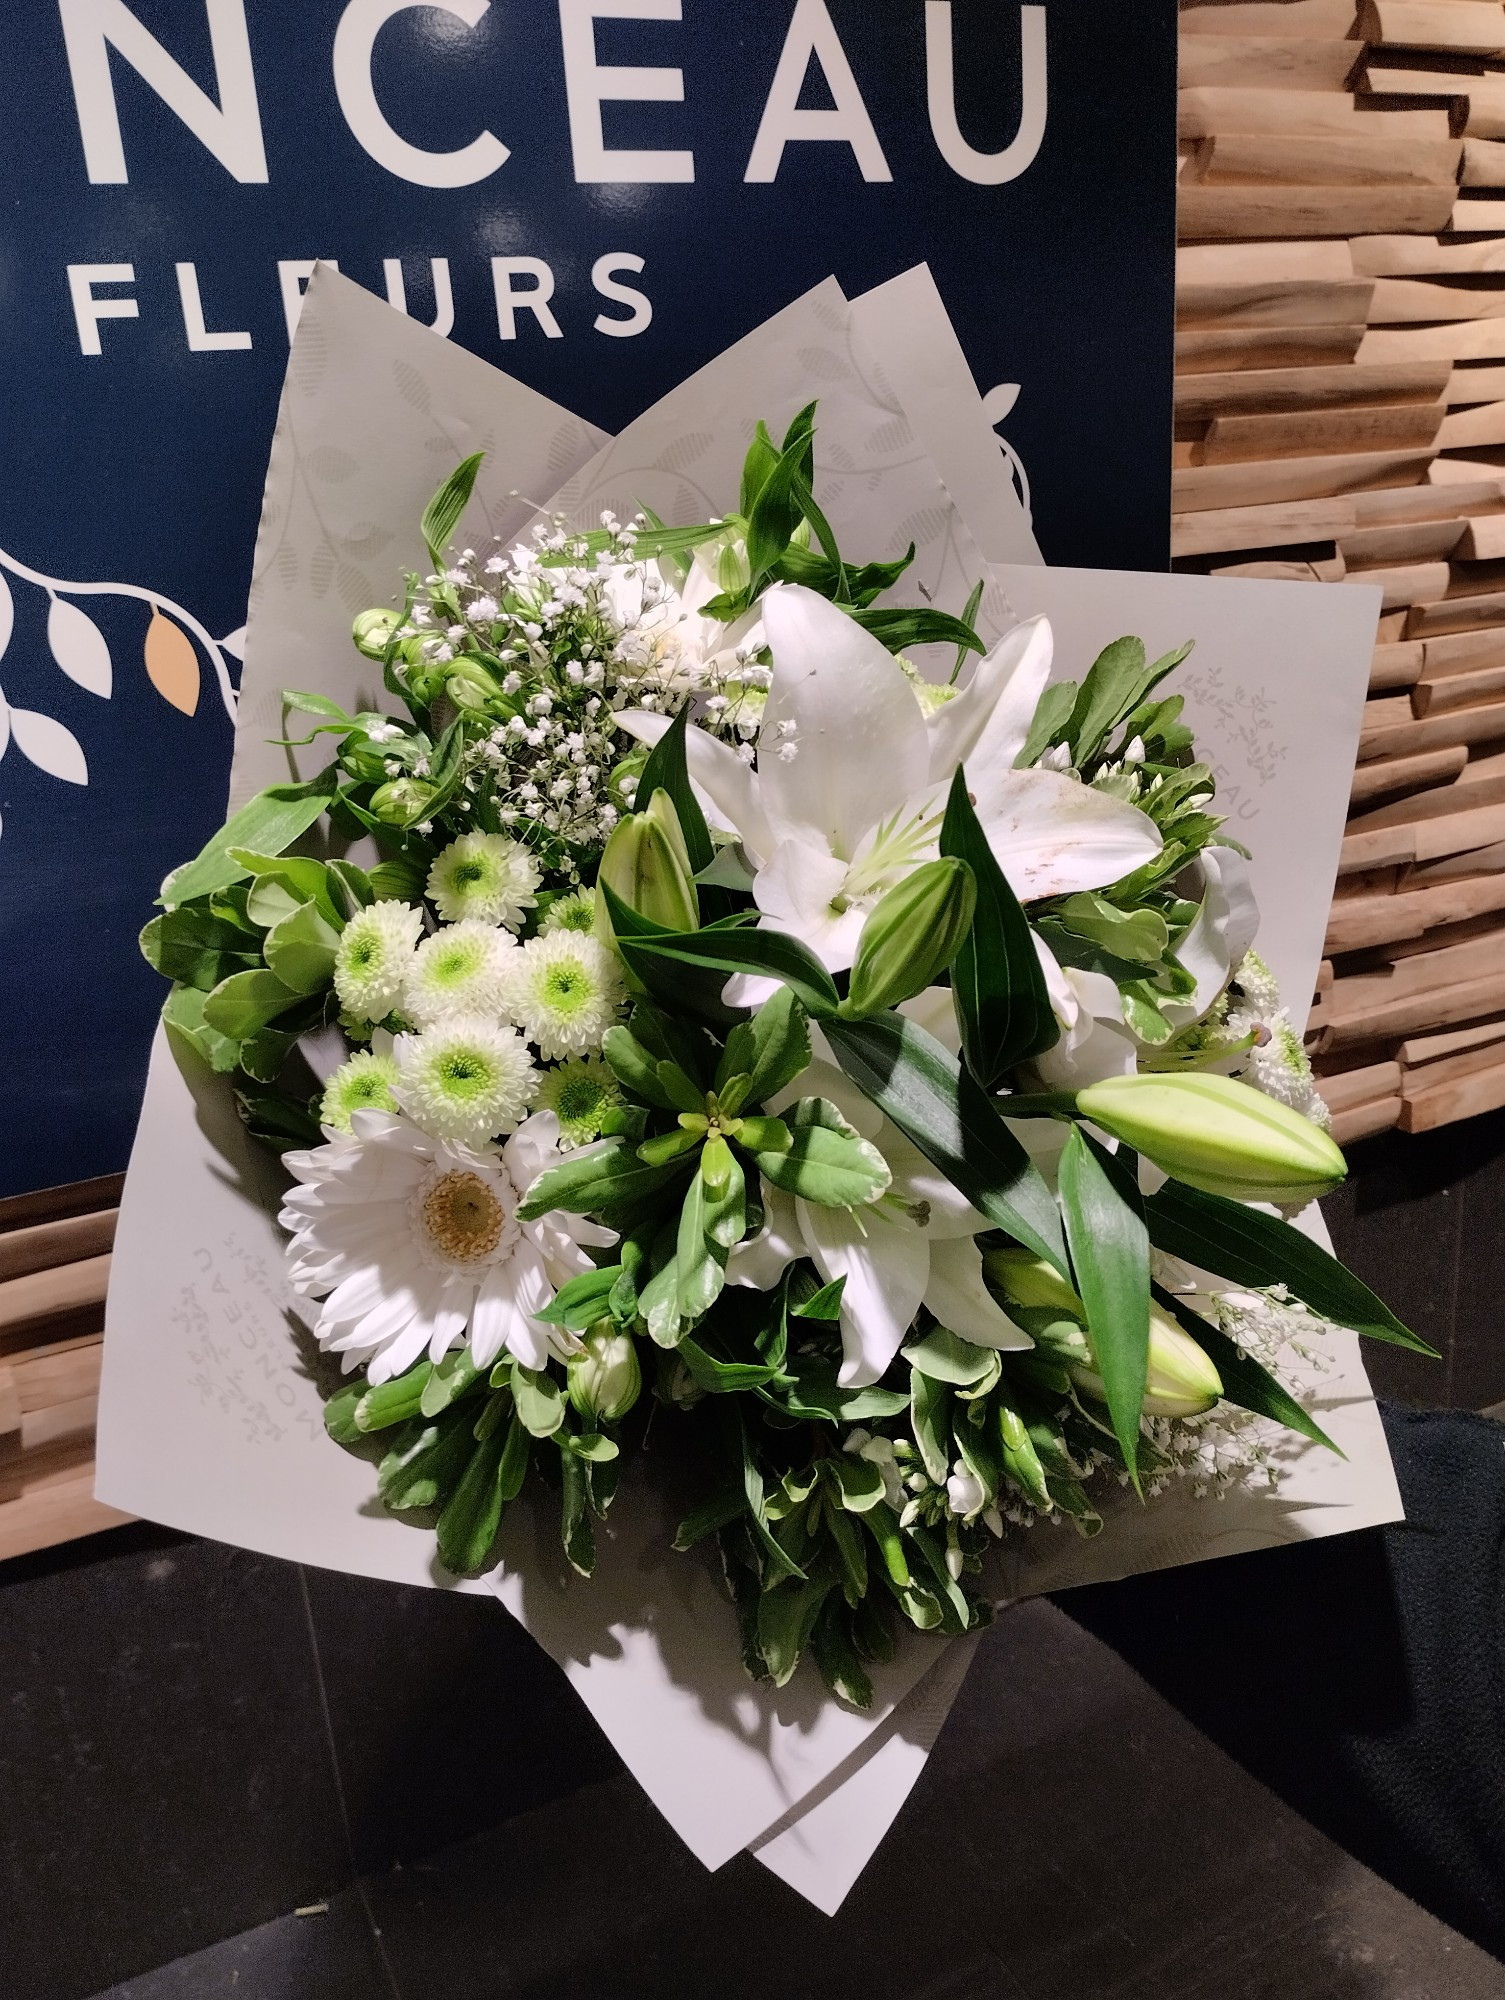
[725,1058,1030,1388]
[1162,848,1261,1028]
[618,586,1161,989]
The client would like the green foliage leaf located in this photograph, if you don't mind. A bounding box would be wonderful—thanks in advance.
[1058,1128,1151,1489]
[773,1356,910,1425]
[902,1325,999,1386]
[517,1138,693,1221]
[622,921,839,1019]
[1155,1287,1340,1455]
[436,1422,510,1577]
[159,767,339,910]
[1015,680,1078,771]
[715,987,811,1108]
[910,1370,953,1484]
[513,1366,565,1438]
[754,1097,890,1208]
[140,907,260,991]
[263,900,341,996]
[634,705,714,877]
[823,1012,1068,1276]
[422,450,485,563]
[201,967,303,1040]
[792,1276,846,1320]
[848,606,984,658]
[940,766,1058,1085]
[1145,1180,1434,1355]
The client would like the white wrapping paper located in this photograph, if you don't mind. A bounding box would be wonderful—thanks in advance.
[99,265,1399,1914]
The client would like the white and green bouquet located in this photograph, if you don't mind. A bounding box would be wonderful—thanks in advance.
[142,404,1427,1709]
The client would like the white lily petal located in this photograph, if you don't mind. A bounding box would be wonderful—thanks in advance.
[752,838,866,972]
[767,1057,883,1140]
[976,768,1162,902]
[797,1198,928,1388]
[727,1182,803,1289]
[1165,847,1262,1025]
[879,1129,989,1238]
[923,1238,1034,1351]
[722,971,784,1010]
[926,615,1053,785]
[759,586,930,858]
[617,708,774,859]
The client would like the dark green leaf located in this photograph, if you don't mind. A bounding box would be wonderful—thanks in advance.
[792,1276,846,1320]
[201,967,303,1040]
[773,1355,909,1425]
[810,1600,874,1708]
[714,987,811,1107]
[622,924,839,1019]
[559,1444,597,1576]
[1155,1286,1340,1455]
[634,705,713,876]
[1015,680,1077,772]
[849,606,984,657]
[1059,1128,1150,1489]
[517,1138,693,1220]
[1145,1180,1434,1355]
[940,766,1058,1085]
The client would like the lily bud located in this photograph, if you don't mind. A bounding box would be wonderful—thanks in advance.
[983,1248,1083,1319]
[1069,1305,1223,1419]
[368,776,436,825]
[595,788,700,944]
[352,607,401,660]
[567,1325,642,1425]
[1076,1072,1347,1205]
[843,858,977,1018]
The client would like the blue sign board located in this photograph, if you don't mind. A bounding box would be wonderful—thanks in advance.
[0,0,1175,1196]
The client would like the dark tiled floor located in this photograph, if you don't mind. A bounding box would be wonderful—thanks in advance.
[1327,1106,1505,1410]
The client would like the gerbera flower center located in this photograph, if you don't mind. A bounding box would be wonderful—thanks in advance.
[421,1170,507,1262]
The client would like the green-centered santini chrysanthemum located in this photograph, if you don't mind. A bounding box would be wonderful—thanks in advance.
[333,901,425,1022]
[405,918,517,1028]
[503,930,626,1060]
[392,1017,537,1147]
[320,1050,400,1133]
[426,831,540,929]
[541,888,599,937]
[535,1053,623,1147]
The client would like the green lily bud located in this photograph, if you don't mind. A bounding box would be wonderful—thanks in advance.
[352,607,401,660]
[368,776,437,825]
[595,788,700,945]
[983,1248,1083,1319]
[842,858,977,1018]
[567,1325,642,1424]
[1069,1304,1223,1419]
[1076,1072,1347,1205]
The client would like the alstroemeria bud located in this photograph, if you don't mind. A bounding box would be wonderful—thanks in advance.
[595,788,700,942]
[446,666,503,713]
[567,1325,642,1424]
[1076,1072,1346,1205]
[368,776,436,825]
[843,858,977,1017]
[352,607,400,660]
[1069,1305,1223,1419]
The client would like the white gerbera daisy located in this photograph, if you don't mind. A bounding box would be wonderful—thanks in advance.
[393,1018,537,1147]
[504,931,625,1060]
[535,1054,622,1147]
[427,831,540,929]
[320,1050,399,1132]
[279,1109,615,1383]
[405,919,517,1028]
[333,901,424,1021]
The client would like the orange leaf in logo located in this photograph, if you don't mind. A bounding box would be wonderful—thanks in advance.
[144,606,200,716]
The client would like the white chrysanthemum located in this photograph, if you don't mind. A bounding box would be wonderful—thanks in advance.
[1232,949,1281,1020]
[279,1110,615,1384]
[405,919,517,1027]
[541,888,599,937]
[333,901,424,1021]
[1244,1010,1331,1130]
[427,831,540,928]
[393,1018,537,1146]
[504,931,625,1060]
[535,1054,622,1148]
[320,1051,398,1133]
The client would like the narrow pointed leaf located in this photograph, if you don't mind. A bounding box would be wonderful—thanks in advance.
[421,451,484,563]
[1058,1127,1150,1488]
[634,704,713,875]
[622,924,839,1019]
[1154,1287,1341,1456]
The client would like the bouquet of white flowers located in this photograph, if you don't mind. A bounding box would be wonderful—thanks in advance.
[142,395,1425,1707]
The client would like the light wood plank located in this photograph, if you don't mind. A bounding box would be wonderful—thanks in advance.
[1317,1060,1403,1112]
[1349,743,1470,799]
[1321,966,1505,1046]
[1340,821,1419,870]
[0,1254,110,1343]
[1171,495,1360,556]
[1198,133,1463,185]
[1408,586,1505,634]
[1180,88,1450,141]
[1178,278,1377,327]
[0,1210,116,1285]
[1181,183,1458,238]
[1368,276,1505,322]
[1370,638,1428,687]
[1398,1016,1505,1062]
[1174,359,1450,419]
[1180,2,1361,35]
[1359,316,1505,360]
[1198,401,1445,460]
[1445,362,1505,401]
[1330,1096,1404,1143]
[0,1468,130,1565]
[1361,0,1505,52]
[1414,659,1505,707]
[1180,39,1366,91]
[1326,869,1505,952]
[1176,325,1369,372]
[1458,510,1505,552]
[1175,448,1436,511]
[1400,1053,1505,1126]
[1358,691,1505,756]
[1353,233,1505,275]
[1178,239,1356,283]
[1341,518,1468,565]
[1425,624,1505,670]
[1462,134,1505,184]
[1439,399,1505,445]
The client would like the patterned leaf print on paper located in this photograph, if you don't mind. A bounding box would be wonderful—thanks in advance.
[144,607,201,716]
[48,595,112,698]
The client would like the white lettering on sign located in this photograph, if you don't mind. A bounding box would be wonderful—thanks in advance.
[558,0,694,184]
[332,0,511,188]
[591,251,653,336]
[492,257,564,340]
[384,258,456,338]
[176,262,253,350]
[926,4,1048,186]
[744,0,890,185]
[67,262,139,355]
[279,259,337,342]
[58,0,268,185]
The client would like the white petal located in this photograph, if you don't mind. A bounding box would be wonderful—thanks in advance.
[798,1200,928,1388]
[616,707,774,859]
[922,1237,1033,1351]
[753,838,867,974]
[1165,847,1262,1025]
[470,1269,512,1368]
[727,1182,803,1289]
[976,769,1161,902]
[759,586,930,859]
[723,971,784,1010]
[879,1130,989,1239]
[926,614,1053,785]
[767,1056,882,1139]
[426,1283,473,1364]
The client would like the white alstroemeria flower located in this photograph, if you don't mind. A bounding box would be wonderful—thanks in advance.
[726,1058,1030,1387]
[280,1109,613,1385]
[619,586,1161,986]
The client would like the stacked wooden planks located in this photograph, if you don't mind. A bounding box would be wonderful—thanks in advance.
[0,1175,132,1561]
[1178,0,1505,1140]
